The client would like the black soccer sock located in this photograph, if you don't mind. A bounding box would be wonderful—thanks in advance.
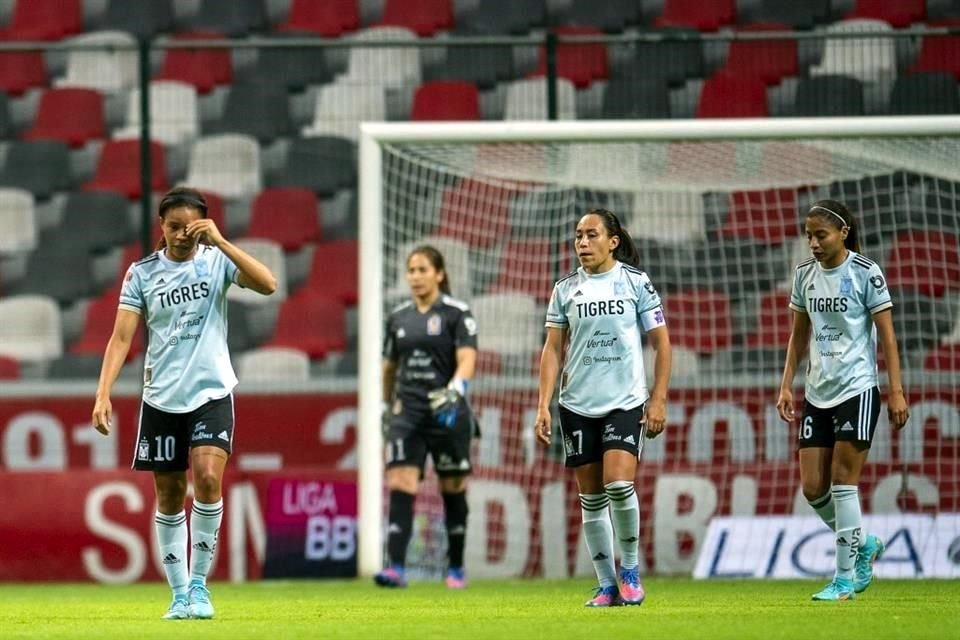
[442,491,469,569]
[387,490,415,568]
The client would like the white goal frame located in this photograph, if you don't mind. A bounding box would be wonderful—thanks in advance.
[356,115,960,577]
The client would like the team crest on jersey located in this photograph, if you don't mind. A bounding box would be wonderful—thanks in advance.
[427,314,442,335]
[839,277,852,296]
[138,438,150,461]
[194,259,209,277]
[614,281,625,295]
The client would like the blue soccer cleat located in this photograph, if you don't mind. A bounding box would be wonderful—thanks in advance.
[617,566,645,606]
[445,567,467,589]
[811,577,855,601]
[585,585,621,607]
[854,534,885,593]
[188,582,215,619]
[374,565,408,588]
[162,596,191,620]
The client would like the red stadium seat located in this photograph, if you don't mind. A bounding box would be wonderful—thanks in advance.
[656,0,735,31]
[247,188,321,251]
[746,290,792,348]
[84,140,169,200]
[722,188,799,245]
[663,141,736,181]
[848,0,925,28]
[0,355,19,379]
[436,178,512,249]
[924,343,960,371]
[156,31,232,94]
[0,52,47,95]
[724,23,798,86]
[488,238,558,301]
[23,88,105,148]
[306,239,358,305]
[70,288,144,361]
[533,26,609,89]
[411,81,480,121]
[0,0,82,41]
[911,20,960,80]
[663,289,732,354]
[885,230,960,298]
[475,349,504,376]
[380,0,453,36]
[266,291,346,359]
[696,70,768,118]
[278,0,359,36]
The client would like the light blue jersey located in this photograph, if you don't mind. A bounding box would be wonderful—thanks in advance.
[789,250,893,408]
[119,245,241,413]
[546,261,665,417]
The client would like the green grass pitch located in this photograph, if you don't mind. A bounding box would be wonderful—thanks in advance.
[0,579,956,640]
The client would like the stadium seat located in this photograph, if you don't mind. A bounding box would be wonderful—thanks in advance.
[0,188,36,255]
[0,295,62,362]
[84,140,169,200]
[848,0,925,28]
[533,26,609,89]
[270,136,355,196]
[342,26,421,89]
[655,0,736,31]
[601,75,671,118]
[302,83,385,141]
[457,0,545,34]
[911,20,960,80]
[631,28,704,87]
[0,140,72,199]
[487,238,559,301]
[244,39,332,92]
[46,354,105,379]
[431,44,514,90]
[745,290,793,348]
[696,71,769,118]
[0,355,19,379]
[411,81,480,121]
[693,238,784,300]
[12,227,97,303]
[794,75,865,116]
[645,344,700,380]
[113,81,199,146]
[277,0,360,36]
[889,287,953,350]
[207,81,292,143]
[227,238,288,304]
[185,134,262,199]
[723,23,798,86]
[69,288,144,360]
[505,77,577,120]
[0,0,82,41]
[247,188,321,251]
[0,52,47,95]
[305,239,358,305]
[23,88,105,148]
[924,343,960,371]
[435,179,512,250]
[740,0,830,29]
[631,190,707,244]
[563,0,642,33]
[100,0,174,39]
[470,292,541,357]
[55,31,138,93]
[721,188,800,246]
[810,19,896,84]
[237,347,311,383]
[661,289,732,354]
[888,72,960,114]
[885,230,960,298]
[380,0,453,36]
[61,190,135,252]
[266,291,347,359]
[156,31,233,94]
[394,236,472,297]
[187,0,269,37]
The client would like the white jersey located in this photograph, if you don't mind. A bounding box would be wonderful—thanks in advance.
[119,245,241,413]
[789,250,893,408]
[545,261,665,417]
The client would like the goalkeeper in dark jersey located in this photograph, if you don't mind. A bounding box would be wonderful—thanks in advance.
[375,245,478,589]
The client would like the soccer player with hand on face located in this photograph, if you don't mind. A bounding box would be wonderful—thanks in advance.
[92,187,277,620]
[535,209,672,607]
[778,200,910,601]
[376,245,478,589]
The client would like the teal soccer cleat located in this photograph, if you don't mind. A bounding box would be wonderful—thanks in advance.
[811,577,855,601]
[161,596,191,620]
[188,582,215,619]
[854,534,885,593]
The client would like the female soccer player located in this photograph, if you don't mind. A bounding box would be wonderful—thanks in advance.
[92,187,277,619]
[375,245,478,589]
[534,209,672,607]
[777,199,910,601]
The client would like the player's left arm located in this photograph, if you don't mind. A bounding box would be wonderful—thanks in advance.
[186,218,278,295]
[874,309,909,430]
[644,325,671,438]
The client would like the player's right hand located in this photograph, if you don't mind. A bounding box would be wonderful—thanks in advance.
[776,389,794,423]
[92,398,112,436]
[534,408,551,446]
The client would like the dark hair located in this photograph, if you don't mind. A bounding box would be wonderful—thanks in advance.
[583,208,641,269]
[407,244,451,295]
[807,199,860,252]
[156,187,208,250]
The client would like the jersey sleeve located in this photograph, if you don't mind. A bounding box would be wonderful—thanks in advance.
[217,246,240,287]
[454,309,479,350]
[382,313,397,361]
[545,283,567,328]
[788,266,806,313]
[635,272,666,332]
[118,263,144,314]
[865,264,893,314]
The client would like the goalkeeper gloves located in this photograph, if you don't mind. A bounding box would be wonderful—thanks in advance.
[427,378,467,428]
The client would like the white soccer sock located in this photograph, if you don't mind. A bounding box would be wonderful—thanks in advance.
[604,480,640,569]
[580,494,616,588]
[155,510,189,598]
[189,499,223,586]
[832,485,861,581]
[807,489,836,531]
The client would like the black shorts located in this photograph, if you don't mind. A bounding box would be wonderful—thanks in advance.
[132,395,235,471]
[385,400,473,477]
[798,387,880,449]
[558,404,645,468]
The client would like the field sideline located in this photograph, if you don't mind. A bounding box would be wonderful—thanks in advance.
[0,578,955,640]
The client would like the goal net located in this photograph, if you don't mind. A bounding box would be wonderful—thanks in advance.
[358,117,960,580]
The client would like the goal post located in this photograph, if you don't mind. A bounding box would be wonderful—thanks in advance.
[358,116,960,579]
